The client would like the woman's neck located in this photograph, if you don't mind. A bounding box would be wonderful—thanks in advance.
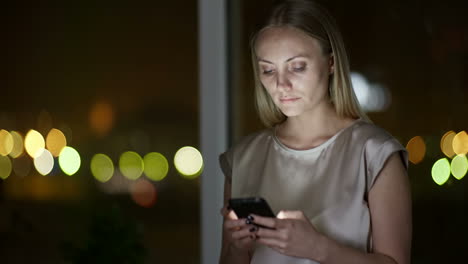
[276,103,355,150]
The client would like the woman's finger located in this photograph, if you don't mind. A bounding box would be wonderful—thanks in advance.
[255,225,284,240]
[250,214,278,229]
[255,236,286,250]
[232,225,257,240]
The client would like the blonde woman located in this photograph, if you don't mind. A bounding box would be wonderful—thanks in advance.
[219,1,411,263]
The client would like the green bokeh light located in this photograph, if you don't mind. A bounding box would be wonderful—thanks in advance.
[431,158,451,185]
[58,146,81,176]
[143,152,169,181]
[0,155,12,180]
[174,146,204,179]
[451,155,467,180]
[90,154,114,183]
[119,151,144,180]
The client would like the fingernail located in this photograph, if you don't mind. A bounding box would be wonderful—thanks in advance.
[247,215,254,221]
[246,219,252,225]
[249,226,257,232]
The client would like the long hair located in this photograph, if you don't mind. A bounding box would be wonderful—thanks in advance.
[251,0,368,127]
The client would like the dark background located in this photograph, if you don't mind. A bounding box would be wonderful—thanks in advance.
[1,0,468,263]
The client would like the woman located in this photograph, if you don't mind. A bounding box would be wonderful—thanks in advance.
[219,0,412,263]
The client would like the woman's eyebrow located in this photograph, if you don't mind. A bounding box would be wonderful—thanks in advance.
[257,54,309,64]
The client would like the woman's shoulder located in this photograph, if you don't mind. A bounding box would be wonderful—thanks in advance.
[230,128,273,154]
[350,119,398,144]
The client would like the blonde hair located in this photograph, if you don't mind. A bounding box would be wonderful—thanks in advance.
[251,0,368,127]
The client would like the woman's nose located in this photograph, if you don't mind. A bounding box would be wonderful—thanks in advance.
[277,73,292,91]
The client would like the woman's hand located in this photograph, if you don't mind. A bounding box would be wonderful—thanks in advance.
[251,210,327,261]
[220,205,258,254]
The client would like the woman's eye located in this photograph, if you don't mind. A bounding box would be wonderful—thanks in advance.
[262,69,274,75]
[292,66,306,72]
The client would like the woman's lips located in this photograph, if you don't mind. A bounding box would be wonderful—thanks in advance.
[279,97,300,103]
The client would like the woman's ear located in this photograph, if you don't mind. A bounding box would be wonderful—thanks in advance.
[329,53,334,75]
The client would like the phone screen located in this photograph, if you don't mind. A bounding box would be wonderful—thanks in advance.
[228,197,276,219]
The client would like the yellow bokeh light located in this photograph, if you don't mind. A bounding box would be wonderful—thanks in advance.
[90,154,114,183]
[0,129,14,156]
[119,151,144,180]
[431,158,451,186]
[9,131,24,158]
[131,179,157,208]
[453,131,468,156]
[58,146,81,176]
[143,152,169,181]
[0,155,12,180]
[33,149,54,176]
[25,130,45,158]
[174,146,204,179]
[451,154,467,180]
[89,101,115,137]
[46,128,67,157]
[406,136,426,164]
[440,131,456,158]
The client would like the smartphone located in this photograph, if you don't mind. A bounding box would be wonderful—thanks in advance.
[228,197,276,219]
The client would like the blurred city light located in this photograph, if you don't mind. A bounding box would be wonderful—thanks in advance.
[0,129,14,156]
[58,146,81,176]
[452,131,468,155]
[46,128,67,157]
[37,110,53,135]
[440,130,456,158]
[9,131,24,158]
[431,158,451,185]
[174,146,203,179]
[143,152,169,181]
[119,151,144,180]
[131,179,157,208]
[451,154,467,180]
[406,136,426,164]
[89,101,115,137]
[33,149,54,176]
[13,155,32,177]
[350,72,391,112]
[0,155,12,180]
[90,153,115,183]
[25,129,45,158]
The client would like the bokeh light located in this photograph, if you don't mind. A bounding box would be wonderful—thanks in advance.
[452,131,468,156]
[58,146,81,176]
[451,155,467,180]
[91,154,115,183]
[440,131,456,158]
[34,149,54,176]
[89,101,114,137]
[13,155,32,177]
[431,158,451,185]
[24,130,45,158]
[131,179,157,208]
[119,151,144,180]
[0,129,14,156]
[0,155,12,180]
[406,136,426,164]
[350,72,391,112]
[46,128,67,157]
[174,146,204,179]
[143,152,169,181]
[9,131,24,158]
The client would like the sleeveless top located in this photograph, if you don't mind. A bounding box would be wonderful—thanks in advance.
[219,119,408,263]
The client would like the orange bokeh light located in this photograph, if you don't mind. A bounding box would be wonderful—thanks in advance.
[406,136,426,164]
[440,131,456,158]
[131,179,157,208]
[89,101,114,137]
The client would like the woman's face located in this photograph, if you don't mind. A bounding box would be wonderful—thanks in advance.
[255,26,332,118]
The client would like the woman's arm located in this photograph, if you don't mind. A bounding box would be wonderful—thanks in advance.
[252,153,412,264]
[219,179,253,264]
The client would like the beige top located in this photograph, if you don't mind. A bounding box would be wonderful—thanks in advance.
[219,119,408,264]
